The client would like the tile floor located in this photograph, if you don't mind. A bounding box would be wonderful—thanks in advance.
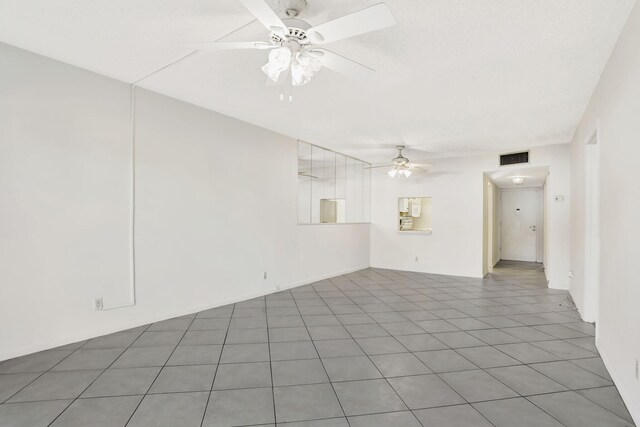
[0,261,635,426]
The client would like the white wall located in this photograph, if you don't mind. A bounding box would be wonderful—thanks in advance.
[0,43,370,361]
[370,144,570,285]
[569,2,640,421]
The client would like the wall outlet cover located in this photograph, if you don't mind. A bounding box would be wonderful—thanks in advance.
[93,298,103,311]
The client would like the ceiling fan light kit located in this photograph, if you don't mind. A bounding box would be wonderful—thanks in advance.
[188,0,396,89]
[388,167,412,178]
[367,145,433,179]
[387,145,414,178]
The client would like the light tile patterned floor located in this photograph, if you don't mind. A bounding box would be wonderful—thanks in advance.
[0,261,635,426]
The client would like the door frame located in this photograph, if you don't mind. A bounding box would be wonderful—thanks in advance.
[500,187,544,263]
[584,129,600,324]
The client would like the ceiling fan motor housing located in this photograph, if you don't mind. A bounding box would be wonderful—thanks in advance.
[392,145,409,165]
[392,156,409,165]
[270,20,312,45]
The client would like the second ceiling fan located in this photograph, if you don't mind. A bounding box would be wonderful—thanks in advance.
[367,146,433,178]
[190,0,396,87]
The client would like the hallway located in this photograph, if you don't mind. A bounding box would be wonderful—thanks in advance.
[490,260,547,282]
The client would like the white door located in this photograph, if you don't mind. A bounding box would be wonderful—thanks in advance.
[501,189,540,262]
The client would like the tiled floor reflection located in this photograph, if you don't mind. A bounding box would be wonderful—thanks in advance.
[0,261,635,426]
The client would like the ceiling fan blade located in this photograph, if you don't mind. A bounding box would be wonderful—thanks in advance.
[316,49,374,78]
[409,163,435,169]
[306,3,395,45]
[239,0,287,33]
[185,41,274,50]
[365,164,393,169]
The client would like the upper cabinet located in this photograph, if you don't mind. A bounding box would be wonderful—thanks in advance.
[398,197,432,233]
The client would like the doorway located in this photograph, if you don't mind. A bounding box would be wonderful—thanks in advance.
[483,166,548,277]
[501,188,543,262]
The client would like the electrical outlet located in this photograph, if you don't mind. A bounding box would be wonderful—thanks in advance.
[568,271,574,279]
[415,256,419,262]
[93,298,103,311]
[264,271,267,280]
[635,359,639,380]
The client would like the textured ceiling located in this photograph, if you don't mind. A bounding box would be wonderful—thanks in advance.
[0,0,635,164]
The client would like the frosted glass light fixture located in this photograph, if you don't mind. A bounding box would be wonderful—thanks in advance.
[388,167,412,178]
[291,62,311,86]
[262,47,323,87]
[512,176,524,185]
[262,47,292,82]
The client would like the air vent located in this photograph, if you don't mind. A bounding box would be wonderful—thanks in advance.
[500,151,529,166]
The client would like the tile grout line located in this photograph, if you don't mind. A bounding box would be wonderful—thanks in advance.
[1,265,629,426]
[326,275,430,427]
[45,323,153,427]
[264,297,278,426]
[360,270,621,424]
[292,288,353,427]
[1,333,114,405]
[198,303,235,427]
[121,314,200,427]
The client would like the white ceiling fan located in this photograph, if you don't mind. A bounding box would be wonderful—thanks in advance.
[188,0,396,87]
[367,145,433,178]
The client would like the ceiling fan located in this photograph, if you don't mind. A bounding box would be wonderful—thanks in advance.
[367,145,433,178]
[188,0,396,87]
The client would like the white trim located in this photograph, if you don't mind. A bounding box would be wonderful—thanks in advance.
[0,265,369,361]
[534,188,544,263]
[547,280,569,290]
[583,127,600,323]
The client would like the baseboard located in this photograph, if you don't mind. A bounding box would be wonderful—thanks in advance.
[547,280,569,290]
[0,264,370,362]
[596,337,640,424]
[369,264,482,279]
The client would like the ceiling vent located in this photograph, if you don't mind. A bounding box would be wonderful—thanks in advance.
[500,151,529,166]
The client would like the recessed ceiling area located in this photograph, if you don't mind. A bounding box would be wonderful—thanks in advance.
[487,165,549,189]
[0,0,634,164]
